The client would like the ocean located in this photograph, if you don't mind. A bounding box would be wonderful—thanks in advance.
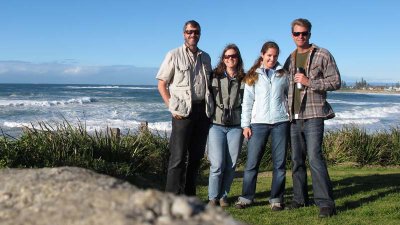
[1,83,400,137]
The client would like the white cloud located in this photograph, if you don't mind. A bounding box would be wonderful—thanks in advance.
[62,66,101,75]
[0,60,158,85]
[63,66,83,74]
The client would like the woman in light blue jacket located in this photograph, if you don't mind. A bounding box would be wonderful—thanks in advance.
[235,41,289,211]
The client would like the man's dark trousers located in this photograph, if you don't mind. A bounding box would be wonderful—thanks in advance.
[165,101,210,196]
[290,118,335,208]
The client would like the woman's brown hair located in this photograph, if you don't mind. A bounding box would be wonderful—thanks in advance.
[213,44,245,81]
[243,41,284,86]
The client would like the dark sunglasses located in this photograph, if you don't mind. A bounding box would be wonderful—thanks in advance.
[223,54,238,59]
[292,31,310,37]
[185,30,200,35]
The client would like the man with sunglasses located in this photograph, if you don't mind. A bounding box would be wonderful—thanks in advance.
[156,20,214,196]
[283,18,341,218]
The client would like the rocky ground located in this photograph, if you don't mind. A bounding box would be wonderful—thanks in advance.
[0,167,245,225]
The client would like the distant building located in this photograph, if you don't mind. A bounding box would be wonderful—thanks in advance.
[385,87,393,91]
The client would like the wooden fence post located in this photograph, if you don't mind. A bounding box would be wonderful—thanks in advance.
[109,128,121,139]
[139,121,148,132]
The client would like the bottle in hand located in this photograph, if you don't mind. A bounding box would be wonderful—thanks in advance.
[296,67,305,90]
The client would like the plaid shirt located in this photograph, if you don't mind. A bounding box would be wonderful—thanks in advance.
[284,44,341,120]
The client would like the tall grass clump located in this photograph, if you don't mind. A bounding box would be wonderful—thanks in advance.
[323,126,400,166]
[387,127,400,164]
[236,126,400,169]
[1,122,399,189]
[0,121,170,186]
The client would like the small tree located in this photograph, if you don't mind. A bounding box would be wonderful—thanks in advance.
[341,80,347,88]
[355,77,368,89]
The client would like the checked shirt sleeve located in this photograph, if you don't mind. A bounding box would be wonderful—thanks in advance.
[309,48,341,92]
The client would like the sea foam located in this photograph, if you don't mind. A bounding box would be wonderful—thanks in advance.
[0,97,95,107]
[66,86,156,90]
[335,104,400,119]
[326,104,400,127]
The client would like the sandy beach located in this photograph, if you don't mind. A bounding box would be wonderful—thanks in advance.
[337,88,400,95]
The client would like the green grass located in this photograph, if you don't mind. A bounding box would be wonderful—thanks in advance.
[196,166,400,225]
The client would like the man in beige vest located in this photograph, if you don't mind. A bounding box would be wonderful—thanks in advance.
[156,20,214,196]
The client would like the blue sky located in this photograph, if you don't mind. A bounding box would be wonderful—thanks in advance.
[0,0,399,85]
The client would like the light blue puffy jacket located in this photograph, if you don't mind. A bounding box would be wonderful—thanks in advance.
[241,64,289,128]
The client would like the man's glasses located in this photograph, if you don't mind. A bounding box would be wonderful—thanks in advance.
[292,31,309,37]
[185,30,200,35]
[224,54,238,59]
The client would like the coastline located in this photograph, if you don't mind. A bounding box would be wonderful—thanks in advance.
[336,89,400,95]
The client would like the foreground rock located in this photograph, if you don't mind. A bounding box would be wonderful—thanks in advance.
[0,167,245,225]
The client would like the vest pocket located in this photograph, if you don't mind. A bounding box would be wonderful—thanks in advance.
[175,64,190,87]
[169,90,191,116]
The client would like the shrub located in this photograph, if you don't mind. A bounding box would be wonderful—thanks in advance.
[323,126,400,166]
[0,121,170,183]
[1,122,399,189]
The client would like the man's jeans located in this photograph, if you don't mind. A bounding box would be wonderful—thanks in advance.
[290,118,335,208]
[165,102,210,196]
[239,122,289,204]
[207,124,243,200]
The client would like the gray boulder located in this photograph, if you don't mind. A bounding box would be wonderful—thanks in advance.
[0,167,245,225]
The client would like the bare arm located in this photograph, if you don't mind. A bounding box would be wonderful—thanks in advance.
[157,79,170,107]
[158,79,183,120]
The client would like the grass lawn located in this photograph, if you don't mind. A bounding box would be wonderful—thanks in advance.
[196,166,400,225]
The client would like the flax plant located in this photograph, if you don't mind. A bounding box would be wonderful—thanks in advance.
[323,126,400,166]
[0,120,170,184]
[388,127,400,164]
[1,122,399,191]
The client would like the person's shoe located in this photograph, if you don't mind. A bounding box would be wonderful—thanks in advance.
[285,201,306,210]
[234,200,251,209]
[270,202,284,211]
[319,207,337,218]
[208,199,218,207]
[219,198,229,208]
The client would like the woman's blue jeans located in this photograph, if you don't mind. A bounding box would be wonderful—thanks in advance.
[207,124,243,200]
[239,122,289,204]
[290,118,335,208]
